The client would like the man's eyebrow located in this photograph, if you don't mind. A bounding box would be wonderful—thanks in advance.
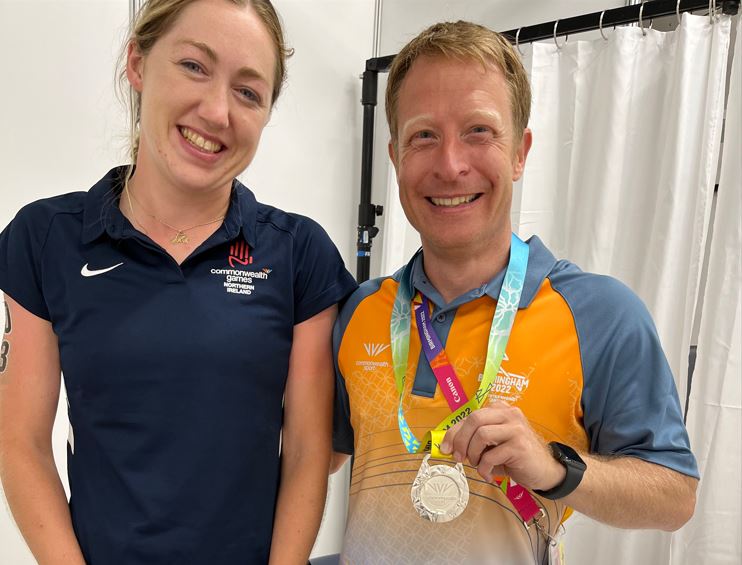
[399,115,434,137]
[467,109,504,125]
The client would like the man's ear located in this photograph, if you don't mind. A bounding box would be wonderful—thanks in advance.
[512,128,532,181]
[126,42,145,93]
[388,140,399,171]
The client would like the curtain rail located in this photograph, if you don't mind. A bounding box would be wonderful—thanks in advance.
[366,0,739,72]
[355,0,738,281]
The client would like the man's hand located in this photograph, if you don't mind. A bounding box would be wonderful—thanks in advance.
[439,400,566,491]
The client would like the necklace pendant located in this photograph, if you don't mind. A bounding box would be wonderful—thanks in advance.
[172,231,189,244]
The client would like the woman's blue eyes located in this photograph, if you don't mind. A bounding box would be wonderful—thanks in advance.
[179,61,262,105]
[181,60,204,74]
[237,88,260,103]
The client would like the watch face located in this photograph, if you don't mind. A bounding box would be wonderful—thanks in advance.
[553,442,587,471]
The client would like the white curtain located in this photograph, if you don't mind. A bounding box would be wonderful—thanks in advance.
[514,13,734,565]
[670,15,742,565]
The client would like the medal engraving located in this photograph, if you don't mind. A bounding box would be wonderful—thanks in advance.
[411,454,469,522]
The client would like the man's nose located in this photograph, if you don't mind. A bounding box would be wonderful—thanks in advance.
[433,138,470,181]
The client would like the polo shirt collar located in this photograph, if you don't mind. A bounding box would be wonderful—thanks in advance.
[81,166,258,247]
[408,235,557,310]
[81,167,127,244]
[223,179,258,247]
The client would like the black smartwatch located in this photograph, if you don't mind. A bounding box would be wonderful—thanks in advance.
[533,442,586,500]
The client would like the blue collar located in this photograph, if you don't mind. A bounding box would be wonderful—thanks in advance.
[407,235,557,311]
[81,166,259,247]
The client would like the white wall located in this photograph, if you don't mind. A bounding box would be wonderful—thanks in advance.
[0,2,130,562]
[0,0,374,561]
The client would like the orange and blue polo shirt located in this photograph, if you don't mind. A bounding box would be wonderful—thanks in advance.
[333,236,697,565]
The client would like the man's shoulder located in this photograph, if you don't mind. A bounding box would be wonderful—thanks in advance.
[546,259,651,323]
[337,270,402,330]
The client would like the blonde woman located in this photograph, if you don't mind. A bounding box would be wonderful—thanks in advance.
[0,1,356,563]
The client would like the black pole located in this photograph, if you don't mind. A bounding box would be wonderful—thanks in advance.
[354,0,739,282]
[356,69,383,283]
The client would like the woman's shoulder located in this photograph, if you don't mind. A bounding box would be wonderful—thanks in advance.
[251,198,329,242]
[14,191,88,219]
[6,191,88,237]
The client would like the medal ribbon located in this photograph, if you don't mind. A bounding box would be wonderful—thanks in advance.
[392,233,542,524]
[414,295,468,411]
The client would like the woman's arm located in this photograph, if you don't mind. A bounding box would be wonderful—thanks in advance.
[268,305,337,565]
[0,295,86,565]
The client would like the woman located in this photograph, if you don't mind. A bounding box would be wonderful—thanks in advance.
[0,1,356,563]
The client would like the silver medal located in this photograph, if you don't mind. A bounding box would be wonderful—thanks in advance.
[411,454,469,522]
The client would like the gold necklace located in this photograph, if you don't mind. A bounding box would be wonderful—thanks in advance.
[125,186,226,245]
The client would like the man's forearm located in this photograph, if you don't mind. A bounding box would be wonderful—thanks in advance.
[0,440,86,565]
[269,447,329,565]
[562,454,697,531]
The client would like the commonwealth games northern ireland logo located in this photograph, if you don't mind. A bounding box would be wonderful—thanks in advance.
[210,240,271,297]
[229,240,253,268]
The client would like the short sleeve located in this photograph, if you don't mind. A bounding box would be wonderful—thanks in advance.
[291,216,357,324]
[0,204,51,320]
[563,274,699,478]
[333,315,355,454]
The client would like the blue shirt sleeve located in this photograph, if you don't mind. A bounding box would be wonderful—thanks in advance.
[0,203,51,320]
[551,266,699,478]
[291,215,357,324]
[333,315,355,455]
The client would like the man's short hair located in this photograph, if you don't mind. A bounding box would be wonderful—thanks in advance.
[385,20,531,145]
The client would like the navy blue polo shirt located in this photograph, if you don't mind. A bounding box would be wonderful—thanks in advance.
[0,167,357,564]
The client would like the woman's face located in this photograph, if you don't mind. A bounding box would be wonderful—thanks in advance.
[127,0,276,195]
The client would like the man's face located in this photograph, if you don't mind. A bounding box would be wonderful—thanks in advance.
[389,55,531,257]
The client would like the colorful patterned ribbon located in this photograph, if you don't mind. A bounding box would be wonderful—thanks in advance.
[392,233,543,524]
[414,294,469,411]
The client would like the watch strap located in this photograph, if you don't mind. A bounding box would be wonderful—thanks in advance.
[533,442,586,500]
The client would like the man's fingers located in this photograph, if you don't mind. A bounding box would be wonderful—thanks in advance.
[447,407,508,462]
[477,445,510,483]
[439,418,465,455]
[466,426,505,466]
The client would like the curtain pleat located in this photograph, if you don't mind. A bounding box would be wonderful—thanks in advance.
[670,15,742,565]
[515,13,733,565]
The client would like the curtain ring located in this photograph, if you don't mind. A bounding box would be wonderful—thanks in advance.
[599,10,610,41]
[639,1,647,36]
[553,20,567,49]
[676,0,682,25]
[515,27,525,56]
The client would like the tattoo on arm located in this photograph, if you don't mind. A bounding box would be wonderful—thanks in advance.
[1,301,10,373]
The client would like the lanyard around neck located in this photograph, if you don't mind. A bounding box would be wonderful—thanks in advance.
[390,234,544,525]
[390,233,529,455]
[414,294,469,411]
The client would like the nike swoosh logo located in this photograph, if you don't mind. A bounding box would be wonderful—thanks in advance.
[81,262,124,277]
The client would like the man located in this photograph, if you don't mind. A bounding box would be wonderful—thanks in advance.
[331,21,698,564]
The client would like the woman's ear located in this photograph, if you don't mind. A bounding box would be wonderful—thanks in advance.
[126,42,145,93]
